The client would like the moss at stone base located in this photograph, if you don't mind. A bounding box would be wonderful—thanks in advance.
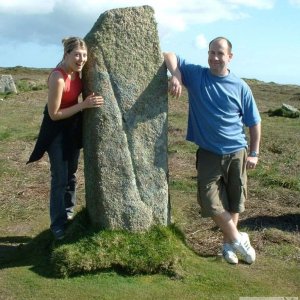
[51,210,186,278]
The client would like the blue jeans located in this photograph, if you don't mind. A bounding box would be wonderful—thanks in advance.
[47,133,80,233]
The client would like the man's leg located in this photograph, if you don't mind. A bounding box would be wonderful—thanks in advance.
[222,212,239,243]
[231,212,239,227]
[212,211,240,264]
[212,211,240,243]
[213,210,255,264]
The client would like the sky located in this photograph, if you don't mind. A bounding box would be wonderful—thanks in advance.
[0,0,299,85]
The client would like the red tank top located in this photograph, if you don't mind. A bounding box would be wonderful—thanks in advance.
[50,67,83,109]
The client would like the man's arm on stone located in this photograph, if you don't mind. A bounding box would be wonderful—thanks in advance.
[163,52,183,99]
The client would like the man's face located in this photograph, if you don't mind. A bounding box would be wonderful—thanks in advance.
[208,39,233,76]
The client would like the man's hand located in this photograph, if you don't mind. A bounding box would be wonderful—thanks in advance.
[168,75,182,99]
[246,156,258,170]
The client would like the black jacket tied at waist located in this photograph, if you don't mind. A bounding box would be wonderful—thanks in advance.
[27,105,82,164]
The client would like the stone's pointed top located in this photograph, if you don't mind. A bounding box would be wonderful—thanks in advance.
[104,5,154,13]
[84,4,162,87]
[85,5,158,47]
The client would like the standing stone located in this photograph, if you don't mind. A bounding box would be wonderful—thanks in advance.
[0,75,17,93]
[82,6,170,232]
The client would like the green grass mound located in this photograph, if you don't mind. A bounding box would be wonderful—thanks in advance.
[268,107,299,118]
[51,211,186,278]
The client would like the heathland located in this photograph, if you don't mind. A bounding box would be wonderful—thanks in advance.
[0,67,299,299]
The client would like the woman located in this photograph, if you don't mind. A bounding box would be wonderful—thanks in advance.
[27,37,104,240]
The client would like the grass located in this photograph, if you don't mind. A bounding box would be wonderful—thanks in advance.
[16,79,47,92]
[52,217,185,278]
[0,68,299,299]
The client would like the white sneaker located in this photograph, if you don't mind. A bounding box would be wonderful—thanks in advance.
[222,243,238,264]
[67,213,74,221]
[232,232,256,264]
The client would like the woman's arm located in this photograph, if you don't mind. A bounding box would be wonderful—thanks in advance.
[47,71,104,121]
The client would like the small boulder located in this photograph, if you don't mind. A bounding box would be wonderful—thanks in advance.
[0,75,17,94]
[268,103,299,118]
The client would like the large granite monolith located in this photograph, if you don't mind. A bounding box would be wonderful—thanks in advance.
[82,6,170,232]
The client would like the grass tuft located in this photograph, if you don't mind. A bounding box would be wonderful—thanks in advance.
[250,167,300,191]
[169,178,197,192]
[268,107,299,118]
[16,79,47,92]
[51,210,186,278]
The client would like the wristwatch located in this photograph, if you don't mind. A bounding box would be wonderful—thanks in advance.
[249,151,259,157]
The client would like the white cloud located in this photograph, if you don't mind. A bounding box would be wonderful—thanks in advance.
[226,0,275,9]
[0,0,275,46]
[289,0,300,6]
[195,34,208,50]
[58,0,249,31]
[0,0,56,14]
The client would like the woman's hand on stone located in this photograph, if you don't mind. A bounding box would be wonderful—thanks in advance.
[83,93,104,109]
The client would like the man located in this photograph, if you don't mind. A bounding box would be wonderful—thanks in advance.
[164,37,261,264]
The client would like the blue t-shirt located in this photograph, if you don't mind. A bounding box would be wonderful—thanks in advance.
[178,57,261,155]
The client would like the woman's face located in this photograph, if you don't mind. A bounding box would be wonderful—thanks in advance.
[65,47,87,72]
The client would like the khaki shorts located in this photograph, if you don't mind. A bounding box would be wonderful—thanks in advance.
[196,148,247,218]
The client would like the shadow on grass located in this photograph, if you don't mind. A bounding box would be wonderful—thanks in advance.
[0,229,56,277]
[1,212,298,278]
[0,209,187,279]
[0,210,95,278]
[0,236,33,266]
[240,213,300,232]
